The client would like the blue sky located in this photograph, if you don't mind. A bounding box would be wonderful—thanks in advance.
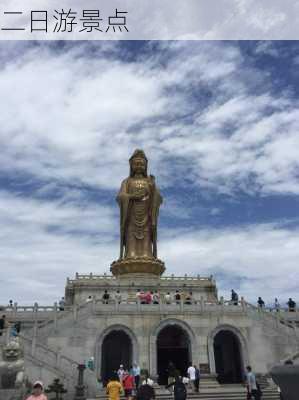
[0,40,299,305]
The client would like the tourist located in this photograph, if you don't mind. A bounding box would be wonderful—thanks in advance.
[123,370,135,400]
[174,290,181,304]
[257,297,265,309]
[194,365,200,392]
[10,324,18,337]
[165,292,171,304]
[274,298,280,312]
[166,375,187,400]
[58,297,65,311]
[15,321,21,334]
[26,381,48,400]
[145,291,153,304]
[86,295,93,303]
[287,298,296,312]
[153,291,160,304]
[115,290,122,304]
[102,290,110,304]
[136,289,141,301]
[117,364,125,384]
[166,361,177,392]
[106,373,123,400]
[136,377,155,400]
[0,314,6,336]
[139,290,147,304]
[86,356,95,370]
[185,292,193,305]
[187,363,196,392]
[132,362,141,388]
[245,366,260,400]
[231,290,239,305]
[8,299,13,308]
[141,371,154,386]
[169,376,187,400]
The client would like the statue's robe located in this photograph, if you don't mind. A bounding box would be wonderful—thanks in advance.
[117,175,162,259]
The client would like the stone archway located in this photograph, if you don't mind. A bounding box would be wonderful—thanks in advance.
[96,324,138,385]
[150,319,197,381]
[208,325,248,384]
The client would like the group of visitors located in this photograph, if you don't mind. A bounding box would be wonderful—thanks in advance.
[106,363,155,400]
[166,361,200,397]
[258,296,297,312]
[136,290,160,304]
[230,290,297,313]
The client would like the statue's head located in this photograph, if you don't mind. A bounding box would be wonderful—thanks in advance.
[129,149,148,177]
[3,339,23,361]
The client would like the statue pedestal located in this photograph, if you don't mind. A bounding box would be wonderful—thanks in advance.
[110,257,165,278]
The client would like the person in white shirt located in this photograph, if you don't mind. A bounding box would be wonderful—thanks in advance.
[117,364,125,384]
[246,365,259,399]
[114,290,122,304]
[164,292,171,304]
[187,364,196,392]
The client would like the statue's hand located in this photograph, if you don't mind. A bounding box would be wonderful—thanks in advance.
[130,193,144,201]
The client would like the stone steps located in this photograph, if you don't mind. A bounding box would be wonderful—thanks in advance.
[90,386,280,400]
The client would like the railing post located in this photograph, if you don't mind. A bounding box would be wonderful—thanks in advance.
[220,296,224,314]
[241,297,246,313]
[180,297,184,313]
[200,296,204,313]
[31,319,38,356]
[159,296,163,312]
[13,302,18,318]
[53,302,58,330]
[5,323,10,344]
[56,348,61,369]
[73,304,78,322]
[92,296,96,313]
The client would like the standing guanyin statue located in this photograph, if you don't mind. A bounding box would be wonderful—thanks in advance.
[111,149,165,276]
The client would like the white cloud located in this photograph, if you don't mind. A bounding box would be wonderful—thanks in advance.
[160,222,299,303]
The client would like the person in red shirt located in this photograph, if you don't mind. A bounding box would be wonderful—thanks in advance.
[123,370,135,400]
[145,291,152,304]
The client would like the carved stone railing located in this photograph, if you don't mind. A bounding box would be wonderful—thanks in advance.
[19,332,97,395]
[243,301,298,340]
[67,272,215,284]
[1,297,299,323]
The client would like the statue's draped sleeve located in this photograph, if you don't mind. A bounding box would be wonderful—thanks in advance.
[150,176,162,226]
[116,178,130,247]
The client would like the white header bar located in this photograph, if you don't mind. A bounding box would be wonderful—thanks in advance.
[0,0,299,40]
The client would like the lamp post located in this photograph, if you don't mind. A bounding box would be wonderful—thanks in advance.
[74,364,86,400]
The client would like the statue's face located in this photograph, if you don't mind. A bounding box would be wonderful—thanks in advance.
[3,341,22,361]
[131,157,146,175]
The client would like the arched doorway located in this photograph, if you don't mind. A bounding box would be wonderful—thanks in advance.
[101,330,132,384]
[213,330,243,384]
[157,325,191,384]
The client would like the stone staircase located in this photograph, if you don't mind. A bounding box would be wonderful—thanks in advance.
[89,385,280,400]
[18,332,98,398]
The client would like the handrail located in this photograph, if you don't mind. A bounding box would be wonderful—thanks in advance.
[243,301,295,330]
[67,273,214,283]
